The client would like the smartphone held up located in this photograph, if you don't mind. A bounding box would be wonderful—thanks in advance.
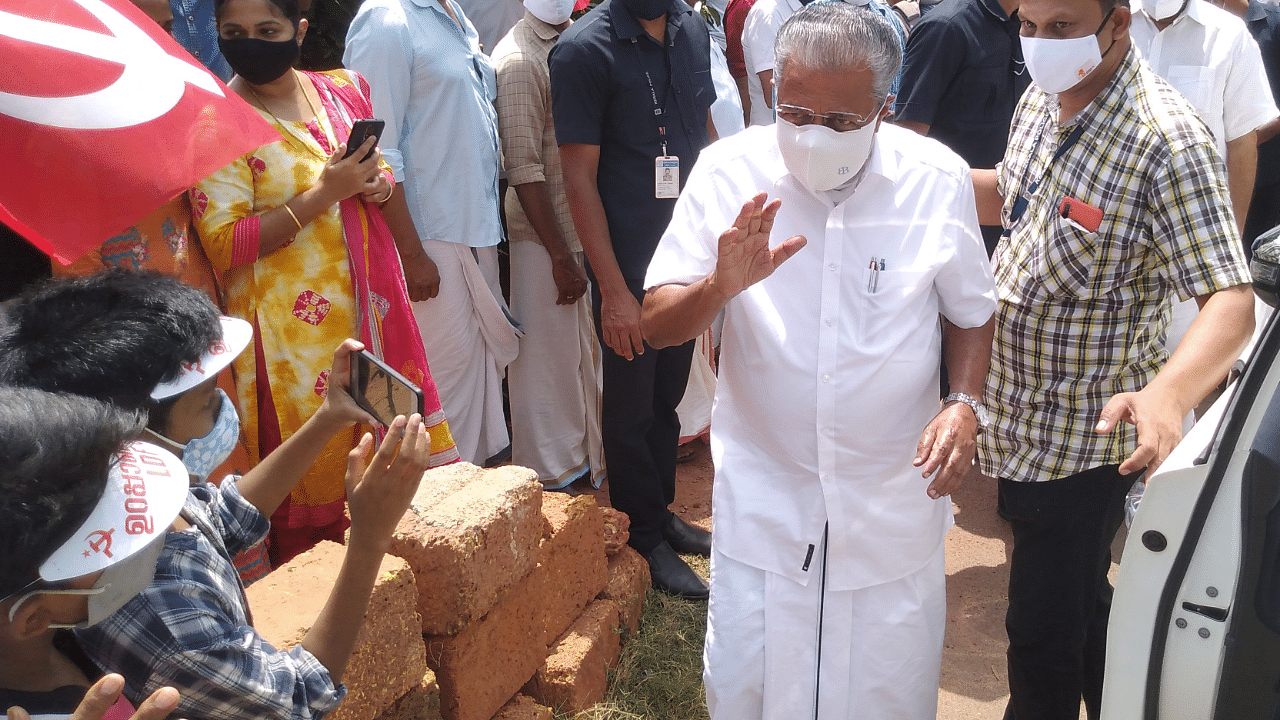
[343,119,385,163]
[350,349,425,427]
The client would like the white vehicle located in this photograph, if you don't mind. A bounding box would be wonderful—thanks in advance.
[1104,232,1280,720]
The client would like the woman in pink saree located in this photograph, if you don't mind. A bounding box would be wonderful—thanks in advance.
[194,0,457,566]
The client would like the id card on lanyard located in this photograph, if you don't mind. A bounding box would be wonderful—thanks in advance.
[632,37,679,199]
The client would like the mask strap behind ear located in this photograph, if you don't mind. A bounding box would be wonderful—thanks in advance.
[7,586,105,624]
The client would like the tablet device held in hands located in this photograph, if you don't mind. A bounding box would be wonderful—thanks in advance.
[350,349,424,427]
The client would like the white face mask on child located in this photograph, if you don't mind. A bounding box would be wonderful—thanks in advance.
[8,535,164,630]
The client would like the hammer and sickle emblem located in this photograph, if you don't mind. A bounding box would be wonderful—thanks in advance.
[85,528,115,558]
[0,0,224,130]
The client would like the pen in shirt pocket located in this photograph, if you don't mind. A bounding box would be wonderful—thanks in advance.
[867,257,885,292]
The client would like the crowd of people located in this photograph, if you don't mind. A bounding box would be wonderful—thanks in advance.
[1,0,1277,718]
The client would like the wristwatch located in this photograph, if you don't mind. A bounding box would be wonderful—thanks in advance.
[943,392,990,434]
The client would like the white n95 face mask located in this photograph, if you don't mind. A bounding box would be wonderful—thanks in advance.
[525,0,575,25]
[776,117,877,194]
[1140,0,1185,20]
[1020,34,1103,94]
[1020,8,1116,95]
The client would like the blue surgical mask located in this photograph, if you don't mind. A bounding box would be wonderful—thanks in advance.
[150,389,241,483]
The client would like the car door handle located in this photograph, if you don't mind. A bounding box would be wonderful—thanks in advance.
[1181,601,1230,622]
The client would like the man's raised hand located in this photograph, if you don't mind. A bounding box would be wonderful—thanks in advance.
[707,192,806,300]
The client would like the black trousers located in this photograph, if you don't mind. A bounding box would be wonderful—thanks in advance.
[592,279,695,555]
[1000,465,1138,720]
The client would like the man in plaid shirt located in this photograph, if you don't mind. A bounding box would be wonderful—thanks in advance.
[971,0,1256,716]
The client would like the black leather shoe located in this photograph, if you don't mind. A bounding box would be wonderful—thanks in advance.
[645,541,709,600]
[663,513,712,557]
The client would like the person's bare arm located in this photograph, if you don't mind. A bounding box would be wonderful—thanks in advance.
[301,414,429,681]
[914,317,994,499]
[1258,117,1280,144]
[1226,131,1259,235]
[897,120,931,135]
[1097,284,1256,476]
[235,340,378,517]
[512,181,588,304]
[560,142,646,359]
[642,192,805,348]
[971,168,1004,227]
[758,69,774,109]
[735,76,751,124]
[379,185,440,301]
[256,137,382,257]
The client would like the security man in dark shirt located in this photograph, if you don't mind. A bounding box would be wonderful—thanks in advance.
[550,0,716,598]
[895,0,1029,254]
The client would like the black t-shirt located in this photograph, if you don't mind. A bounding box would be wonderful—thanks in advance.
[550,0,716,281]
[895,0,1029,169]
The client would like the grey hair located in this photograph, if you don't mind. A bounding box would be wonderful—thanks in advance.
[774,2,903,101]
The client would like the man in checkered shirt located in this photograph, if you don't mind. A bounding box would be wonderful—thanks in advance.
[971,0,1256,716]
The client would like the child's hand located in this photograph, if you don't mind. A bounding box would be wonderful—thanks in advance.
[316,339,379,430]
[344,414,429,552]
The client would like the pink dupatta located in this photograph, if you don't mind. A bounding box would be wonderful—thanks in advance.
[306,70,458,466]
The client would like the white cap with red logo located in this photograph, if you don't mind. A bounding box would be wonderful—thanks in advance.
[149,316,252,401]
[38,440,189,582]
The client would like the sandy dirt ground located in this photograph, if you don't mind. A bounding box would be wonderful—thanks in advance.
[580,440,1108,719]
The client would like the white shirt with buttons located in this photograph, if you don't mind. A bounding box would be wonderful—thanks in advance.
[645,123,997,591]
[1131,0,1279,156]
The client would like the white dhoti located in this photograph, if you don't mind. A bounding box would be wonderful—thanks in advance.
[704,541,946,720]
[412,239,519,466]
[676,329,716,443]
[507,240,605,488]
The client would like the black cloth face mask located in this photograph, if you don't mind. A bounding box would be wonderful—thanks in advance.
[620,0,671,21]
[217,36,300,85]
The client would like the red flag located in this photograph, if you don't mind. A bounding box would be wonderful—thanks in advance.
[0,0,278,264]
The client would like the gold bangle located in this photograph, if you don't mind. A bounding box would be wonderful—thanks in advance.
[376,182,394,204]
[282,202,304,231]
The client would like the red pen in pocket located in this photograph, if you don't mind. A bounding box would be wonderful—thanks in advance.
[1059,196,1103,233]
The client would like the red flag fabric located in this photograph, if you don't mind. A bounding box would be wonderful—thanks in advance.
[0,0,278,264]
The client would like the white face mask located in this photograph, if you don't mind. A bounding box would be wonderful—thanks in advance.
[842,0,872,6]
[776,117,877,194]
[1019,10,1115,95]
[1140,0,1185,20]
[8,536,164,630]
[525,0,575,24]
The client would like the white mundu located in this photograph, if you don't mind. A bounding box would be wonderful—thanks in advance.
[646,123,996,718]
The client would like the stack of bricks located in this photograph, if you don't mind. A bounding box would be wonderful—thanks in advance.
[246,462,652,720]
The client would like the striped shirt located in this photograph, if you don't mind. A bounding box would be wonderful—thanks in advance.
[493,11,581,252]
[74,480,346,720]
[978,48,1251,483]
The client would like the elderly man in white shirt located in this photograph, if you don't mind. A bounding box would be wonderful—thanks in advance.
[345,0,519,467]
[642,5,996,719]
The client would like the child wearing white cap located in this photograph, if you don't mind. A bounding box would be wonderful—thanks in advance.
[0,271,434,720]
[0,386,186,720]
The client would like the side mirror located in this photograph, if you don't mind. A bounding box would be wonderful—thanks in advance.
[1250,224,1280,308]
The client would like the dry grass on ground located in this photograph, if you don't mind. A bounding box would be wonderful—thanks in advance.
[560,555,711,720]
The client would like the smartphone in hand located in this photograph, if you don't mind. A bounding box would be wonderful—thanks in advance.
[349,349,425,427]
[343,119,385,163]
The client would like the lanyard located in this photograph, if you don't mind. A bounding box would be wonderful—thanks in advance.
[630,37,673,156]
[1006,119,1087,228]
